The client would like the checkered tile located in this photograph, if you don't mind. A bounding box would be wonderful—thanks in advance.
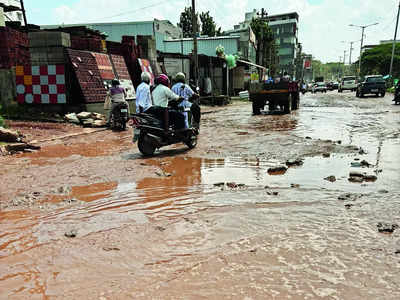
[16,65,67,104]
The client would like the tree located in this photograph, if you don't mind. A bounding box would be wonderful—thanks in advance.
[199,11,221,37]
[360,43,400,78]
[177,7,197,38]
[250,18,277,71]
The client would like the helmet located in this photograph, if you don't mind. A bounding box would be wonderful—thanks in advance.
[156,74,170,87]
[112,79,120,86]
[141,71,151,83]
[175,72,185,82]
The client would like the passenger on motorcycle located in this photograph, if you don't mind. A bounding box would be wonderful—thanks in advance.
[151,74,185,131]
[108,79,129,122]
[135,72,152,113]
[171,72,201,130]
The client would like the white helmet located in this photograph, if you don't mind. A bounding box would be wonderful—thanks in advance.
[141,71,151,83]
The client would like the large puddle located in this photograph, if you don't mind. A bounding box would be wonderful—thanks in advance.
[1,94,400,298]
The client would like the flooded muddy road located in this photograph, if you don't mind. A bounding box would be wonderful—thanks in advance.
[1,92,400,299]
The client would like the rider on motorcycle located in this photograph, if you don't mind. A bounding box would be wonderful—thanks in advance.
[151,74,185,131]
[108,79,129,123]
[135,72,152,113]
[171,72,201,130]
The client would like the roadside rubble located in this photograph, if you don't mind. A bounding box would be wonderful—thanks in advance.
[0,127,41,155]
[65,112,107,127]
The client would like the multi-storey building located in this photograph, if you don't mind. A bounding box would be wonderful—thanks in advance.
[266,12,299,77]
[229,10,300,77]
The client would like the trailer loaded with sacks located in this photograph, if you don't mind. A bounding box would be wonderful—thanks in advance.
[249,80,300,115]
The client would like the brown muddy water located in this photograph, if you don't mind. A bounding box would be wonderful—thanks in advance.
[1,92,400,299]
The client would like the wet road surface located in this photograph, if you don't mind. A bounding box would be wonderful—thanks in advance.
[1,91,400,299]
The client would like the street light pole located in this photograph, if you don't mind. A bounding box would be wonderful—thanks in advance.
[349,22,379,76]
[389,0,400,77]
[192,0,198,86]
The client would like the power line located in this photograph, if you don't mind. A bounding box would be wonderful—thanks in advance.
[92,1,174,22]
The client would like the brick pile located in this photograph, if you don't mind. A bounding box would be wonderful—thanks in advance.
[0,27,30,69]
[110,55,130,80]
[71,35,105,53]
[67,48,107,103]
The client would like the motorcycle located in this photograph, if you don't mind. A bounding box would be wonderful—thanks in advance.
[131,99,198,156]
[110,102,129,130]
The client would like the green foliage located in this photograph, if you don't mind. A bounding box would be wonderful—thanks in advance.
[178,8,222,38]
[200,11,221,37]
[0,105,4,127]
[310,59,354,80]
[250,18,277,71]
[177,7,196,38]
[361,43,400,77]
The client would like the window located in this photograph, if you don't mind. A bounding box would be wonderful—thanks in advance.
[366,76,384,83]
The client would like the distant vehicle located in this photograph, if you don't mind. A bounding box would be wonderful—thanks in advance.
[326,82,333,90]
[356,75,386,98]
[338,76,357,92]
[315,76,324,83]
[312,82,327,93]
[332,82,339,90]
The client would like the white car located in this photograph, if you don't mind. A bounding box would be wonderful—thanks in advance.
[338,76,357,92]
[312,82,327,93]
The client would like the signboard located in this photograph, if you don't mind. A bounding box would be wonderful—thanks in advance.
[303,59,312,70]
[138,58,155,85]
[92,52,114,80]
[119,79,136,100]
[16,65,67,104]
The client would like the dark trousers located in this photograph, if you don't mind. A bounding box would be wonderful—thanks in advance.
[190,103,201,124]
[146,106,185,130]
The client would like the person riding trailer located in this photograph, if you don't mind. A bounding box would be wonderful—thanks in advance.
[171,72,201,130]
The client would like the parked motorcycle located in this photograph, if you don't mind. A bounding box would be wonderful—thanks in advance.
[131,100,198,156]
[110,102,129,130]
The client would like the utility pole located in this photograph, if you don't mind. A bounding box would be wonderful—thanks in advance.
[349,22,378,76]
[192,0,198,86]
[339,56,343,78]
[20,0,28,31]
[390,0,400,77]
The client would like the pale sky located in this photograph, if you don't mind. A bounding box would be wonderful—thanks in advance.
[24,0,399,63]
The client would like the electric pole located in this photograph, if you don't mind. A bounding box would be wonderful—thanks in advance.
[349,22,378,76]
[192,0,198,86]
[389,0,400,77]
[20,0,28,31]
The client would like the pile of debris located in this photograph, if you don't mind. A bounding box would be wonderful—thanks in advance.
[64,112,107,127]
[0,127,40,155]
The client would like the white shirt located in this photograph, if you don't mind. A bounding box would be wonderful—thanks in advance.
[135,82,152,112]
[152,84,179,108]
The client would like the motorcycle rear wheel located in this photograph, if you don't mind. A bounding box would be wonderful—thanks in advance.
[185,133,198,149]
[138,135,156,156]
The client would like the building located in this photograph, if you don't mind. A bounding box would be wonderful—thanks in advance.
[0,0,24,25]
[42,20,182,52]
[224,26,257,63]
[163,36,241,58]
[266,12,299,76]
[229,10,300,76]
